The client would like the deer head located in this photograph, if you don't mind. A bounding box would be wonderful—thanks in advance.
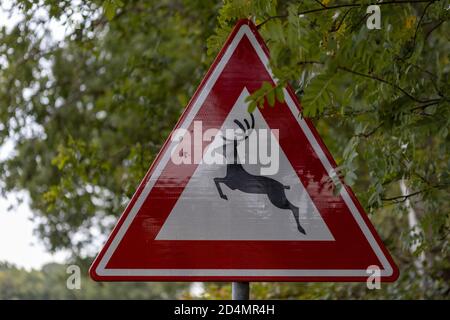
[214,113,255,164]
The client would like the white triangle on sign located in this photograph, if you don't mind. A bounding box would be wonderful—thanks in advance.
[156,89,335,241]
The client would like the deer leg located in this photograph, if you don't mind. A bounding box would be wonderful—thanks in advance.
[290,204,306,235]
[214,178,228,200]
[267,189,306,235]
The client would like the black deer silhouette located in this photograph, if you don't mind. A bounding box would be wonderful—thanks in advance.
[213,113,306,235]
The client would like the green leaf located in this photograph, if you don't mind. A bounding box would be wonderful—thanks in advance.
[248,100,257,113]
[261,81,272,92]
[275,86,285,103]
[267,89,275,107]
[301,73,336,117]
[103,0,123,21]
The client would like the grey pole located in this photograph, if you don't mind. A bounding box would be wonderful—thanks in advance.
[232,282,250,300]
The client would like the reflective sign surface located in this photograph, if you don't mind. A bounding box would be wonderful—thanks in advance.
[90,19,399,282]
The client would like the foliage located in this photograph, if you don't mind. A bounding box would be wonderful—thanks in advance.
[0,0,449,299]
[206,0,450,299]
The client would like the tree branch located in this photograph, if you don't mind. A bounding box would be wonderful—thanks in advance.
[337,66,440,104]
[257,1,436,28]
[425,19,444,40]
[354,122,384,138]
[395,56,438,79]
[297,60,442,104]
[351,12,369,32]
[383,190,423,202]
[313,0,328,9]
[403,0,435,59]
[409,100,442,112]
[382,184,449,203]
[309,107,378,120]
[331,8,354,32]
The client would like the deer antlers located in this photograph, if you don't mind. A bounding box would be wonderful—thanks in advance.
[222,113,255,142]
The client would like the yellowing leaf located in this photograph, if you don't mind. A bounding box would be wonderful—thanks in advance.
[405,16,416,30]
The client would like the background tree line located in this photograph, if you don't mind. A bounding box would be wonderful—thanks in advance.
[0,0,448,299]
[0,262,189,299]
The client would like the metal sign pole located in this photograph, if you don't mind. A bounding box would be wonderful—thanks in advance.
[232,282,250,300]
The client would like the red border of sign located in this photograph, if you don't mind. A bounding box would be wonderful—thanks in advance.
[90,19,399,282]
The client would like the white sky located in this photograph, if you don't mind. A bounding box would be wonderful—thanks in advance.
[0,140,68,270]
[0,1,70,270]
[0,192,68,270]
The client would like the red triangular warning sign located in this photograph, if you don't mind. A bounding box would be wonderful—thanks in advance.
[90,19,399,282]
